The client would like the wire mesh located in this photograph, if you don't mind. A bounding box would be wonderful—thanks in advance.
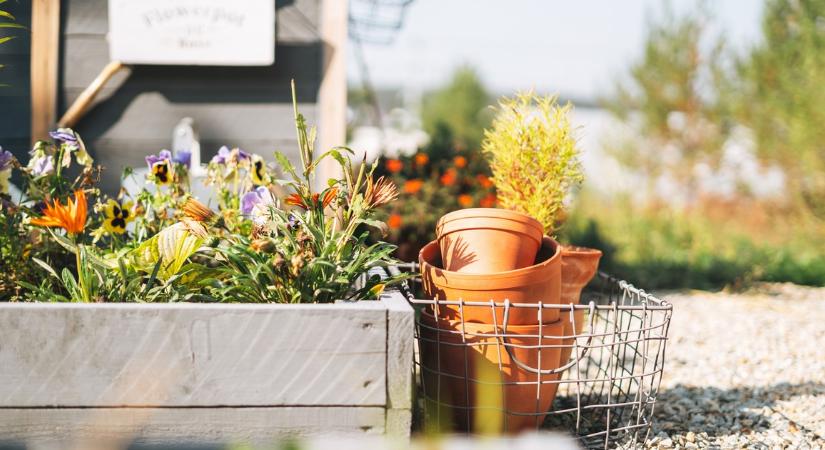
[391,263,672,449]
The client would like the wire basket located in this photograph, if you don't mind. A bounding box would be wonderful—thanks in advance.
[392,264,672,449]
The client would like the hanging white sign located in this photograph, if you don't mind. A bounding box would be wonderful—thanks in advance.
[108,0,275,66]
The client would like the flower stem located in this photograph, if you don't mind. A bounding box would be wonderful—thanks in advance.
[75,241,89,303]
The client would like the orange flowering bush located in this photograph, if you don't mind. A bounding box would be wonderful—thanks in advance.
[374,141,496,261]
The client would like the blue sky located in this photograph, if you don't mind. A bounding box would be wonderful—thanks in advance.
[348,0,764,101]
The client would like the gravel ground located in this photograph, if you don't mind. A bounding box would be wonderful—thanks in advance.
[643,283,825,449]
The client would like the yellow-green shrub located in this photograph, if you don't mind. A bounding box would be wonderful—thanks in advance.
[482,92,583,233]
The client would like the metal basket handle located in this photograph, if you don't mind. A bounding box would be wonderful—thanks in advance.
[499,301,597,376]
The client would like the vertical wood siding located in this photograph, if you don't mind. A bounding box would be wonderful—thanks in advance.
[0,0,32,163]
[2,0,324,193]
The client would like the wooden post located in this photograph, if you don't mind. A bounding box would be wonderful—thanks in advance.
[317,0,348,186]
[30,0,60,143]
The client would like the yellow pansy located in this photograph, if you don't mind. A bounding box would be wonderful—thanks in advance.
[251,154,269,186]
[102,199,134,234]
[151,160,173,185]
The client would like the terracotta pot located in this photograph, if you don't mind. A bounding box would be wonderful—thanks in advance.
[560,246,602,305]
[419,310,563,433]
[420,237,562,325]
[436,208,544,273]
[558,246,601,367]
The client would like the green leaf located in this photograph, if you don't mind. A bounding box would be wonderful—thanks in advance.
[273,151,300,183]
[129,222,205,282]
[61,268,80,301]
[32,258,60,280]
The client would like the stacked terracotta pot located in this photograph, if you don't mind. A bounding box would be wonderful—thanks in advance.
[558,245,603,364]
[419,208,564,432]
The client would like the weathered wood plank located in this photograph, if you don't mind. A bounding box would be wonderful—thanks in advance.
[380,290,414,437]
[72,93,318,141]
[0,303,386,407]
[0,406,385,445]
[30,0,60,142]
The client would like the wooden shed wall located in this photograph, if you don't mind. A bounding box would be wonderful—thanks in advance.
[0,0,31,159]
[2,0,327,192]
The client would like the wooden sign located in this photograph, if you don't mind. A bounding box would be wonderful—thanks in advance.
[108,0,275,66]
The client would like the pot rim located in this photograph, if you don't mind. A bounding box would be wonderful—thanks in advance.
[419,236,561,286]
[436,208,544,239]
[561,245,603,257]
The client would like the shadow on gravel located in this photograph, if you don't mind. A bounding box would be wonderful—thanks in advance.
[651,381,825,441]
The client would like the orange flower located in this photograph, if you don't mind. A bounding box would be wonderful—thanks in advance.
[386,159,404,173]
[440,168,457,187]
[414,153,429,166]
[403,179,424,194]
[458,194,473,207]
[453,156,467,168]
[387,213,402,229]
[476,174,493,189]
[285,188,338,210]
[321,188,338,208]
[284,193,306,209]
[31,189,87,235]
[479,193,497,208]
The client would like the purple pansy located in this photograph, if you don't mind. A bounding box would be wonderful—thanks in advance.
[241,186,271,216]
[0,147,14,171]
[241,186,277,226]
[49,129,79,146]
[211,146,250,165]
[173,150,192,168]
[287,213,301,230]
[145,150,173,170]
[30,154,54,177]
[211,146,231,165]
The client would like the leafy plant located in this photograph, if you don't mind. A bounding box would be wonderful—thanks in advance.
[0,81,404,303]
[208,83,405,303]
[482,92,583,233]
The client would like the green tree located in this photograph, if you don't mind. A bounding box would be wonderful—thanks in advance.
[602,7,732,200]
[421,66,491,151]
[736,0,825,218]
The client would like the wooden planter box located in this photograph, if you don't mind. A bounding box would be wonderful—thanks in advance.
[0,291,413,447]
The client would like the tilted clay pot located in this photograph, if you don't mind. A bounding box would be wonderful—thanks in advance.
[558,246,602,365]
[420,236,562,325]
[436,208,544,274]
[419,310,564,433]
[560,246,603,305]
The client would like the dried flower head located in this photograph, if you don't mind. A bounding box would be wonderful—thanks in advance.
[365,176,398,208]
[250,238,278,254]
[182,198,216,223]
